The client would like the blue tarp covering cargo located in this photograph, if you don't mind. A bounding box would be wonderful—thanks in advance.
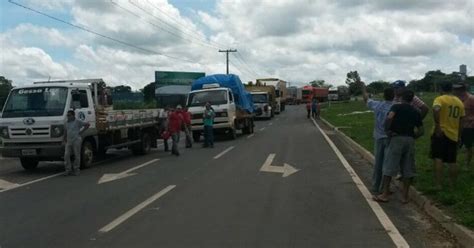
[191,74,254,113]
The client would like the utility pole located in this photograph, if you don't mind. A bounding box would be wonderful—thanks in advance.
[219,49,237,74]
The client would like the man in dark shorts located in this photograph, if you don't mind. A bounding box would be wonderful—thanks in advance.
[432,82,465,188]
[374,90,424,204]
[454,83,474,169]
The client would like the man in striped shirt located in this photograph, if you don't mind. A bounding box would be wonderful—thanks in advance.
[391,80,429,120]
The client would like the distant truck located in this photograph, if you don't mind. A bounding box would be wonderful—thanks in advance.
[0,79,162,170]
[187,74,254,141]
[154,71,205,108]
[328,86,350,101]
[256,78,287,113]
[245,84,276,119]
[287,86,302,105]
[302,86,329,103]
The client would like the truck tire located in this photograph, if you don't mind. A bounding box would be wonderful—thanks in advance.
[242,119,254,134]
[20,158,38,171]
[132,133,151,155]
[193,131,201,143]
[80,140,94,169]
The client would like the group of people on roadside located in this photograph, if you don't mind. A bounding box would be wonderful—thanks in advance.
[160,102,216,156]
[360,80,473,204]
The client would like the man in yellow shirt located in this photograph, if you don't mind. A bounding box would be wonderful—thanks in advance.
[432,82,465,188]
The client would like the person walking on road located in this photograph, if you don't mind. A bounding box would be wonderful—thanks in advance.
[431,82,465,188]
[374,90,424,204]
[454,83,474,169]
[168,106,184,156]
[360,82,394,193]
[160,106,170,152]
[391,80,429,120]
[181,107,193,148]
[63,110,90,176]
[203,102,215,148]
[311,98,319,119]
[306,101,311,118]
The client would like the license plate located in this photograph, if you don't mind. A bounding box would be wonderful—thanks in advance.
[21,149,37,156]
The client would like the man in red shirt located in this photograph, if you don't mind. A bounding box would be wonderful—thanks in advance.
[454,83,474,168]
[180,107,193,148]
[168,105,183,156]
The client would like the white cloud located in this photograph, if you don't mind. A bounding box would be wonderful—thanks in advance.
[1,0,473,89]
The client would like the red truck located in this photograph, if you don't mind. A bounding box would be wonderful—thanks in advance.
[302,86,329,103]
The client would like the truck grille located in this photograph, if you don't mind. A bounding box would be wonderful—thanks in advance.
[9,127,50,137]
[192,113,203,119]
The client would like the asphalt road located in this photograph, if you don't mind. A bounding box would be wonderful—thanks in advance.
[0,106,456,247]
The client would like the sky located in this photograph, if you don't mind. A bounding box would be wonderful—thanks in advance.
[0,0,473,89]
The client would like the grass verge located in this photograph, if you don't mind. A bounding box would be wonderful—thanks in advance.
[321,94,474,229]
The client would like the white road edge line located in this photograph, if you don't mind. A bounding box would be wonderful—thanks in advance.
[99,185,176,233]
[247,134,255,139]
[0,172,64,193]
[311,118,409,248]
[213,146,235,159]
[259,127,266,131]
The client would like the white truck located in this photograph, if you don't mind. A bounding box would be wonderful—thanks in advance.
[256,78,287,114]
[187,74,255,141]
[0,79,162,170]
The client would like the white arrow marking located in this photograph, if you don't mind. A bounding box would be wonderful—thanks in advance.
[259,154,299,178]
[98,159,159,184]
[99,185,175,233]
[0,179,20,190]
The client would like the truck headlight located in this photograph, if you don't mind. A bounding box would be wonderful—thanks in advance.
[51,125,64,138]
[0,126,9,139]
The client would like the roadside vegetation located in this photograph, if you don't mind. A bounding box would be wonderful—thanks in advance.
[321,93,474,229]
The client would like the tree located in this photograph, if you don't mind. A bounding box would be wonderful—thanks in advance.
[0,76,13,109]
[309,79,332,88]
[112,85,132,93]
[345,71,362,95]
[141,82,156,103]
[367,81,390,94]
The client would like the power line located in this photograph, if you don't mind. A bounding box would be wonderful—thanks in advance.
[219,49,237,74]
[230,53,258,79]
[144,0,229,49]
[128,0,220,50]
[233,52,260,78]
[8,0,195,63]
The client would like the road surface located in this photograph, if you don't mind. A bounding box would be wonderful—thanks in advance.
[0,106,456,247]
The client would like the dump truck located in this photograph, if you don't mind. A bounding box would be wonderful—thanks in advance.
[187,74,254,141]
[245,84,276,119]
[256,78,287,113]
[0,79,162,170]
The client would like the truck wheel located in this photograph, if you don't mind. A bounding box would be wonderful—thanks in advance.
[20,158,38,171]
[132,133,151,155]
[193,131,201,143]
[80,140,94,169]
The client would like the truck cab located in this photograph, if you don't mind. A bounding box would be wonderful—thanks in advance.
[250,92,273,119]
[0,80,99,170]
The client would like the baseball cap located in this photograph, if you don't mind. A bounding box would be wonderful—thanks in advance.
[391,80,406,88]
[176,105,182,109]
[453,82,466,90]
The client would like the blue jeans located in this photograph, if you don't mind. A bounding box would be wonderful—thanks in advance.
[204,125,214,147]
[373,138,389,193]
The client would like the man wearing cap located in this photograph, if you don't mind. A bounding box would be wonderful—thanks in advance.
[432,82,465,188]
[391,80,429,120]
[454,83,474,169]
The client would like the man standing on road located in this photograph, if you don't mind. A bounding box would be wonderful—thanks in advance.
[360,82,394,193]
[374,90,424,203]
[392,80,429,120]
[311,98,318,119]
[168,106,184,156]
[203,102,215,148]
[431,82,465,188]
[160,106,170,152]
[306,101,311,118]
[63,110,90,176]
[181,107,193,148]
[454,83,474,169]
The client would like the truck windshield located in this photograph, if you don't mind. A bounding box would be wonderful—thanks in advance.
[329,90,338,94]
[302,90,311,95]
[188,90,227,107]
[252,94,268,103]
[2,87,68,118]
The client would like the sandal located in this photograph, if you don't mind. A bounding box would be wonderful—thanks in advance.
[373,195,389,203]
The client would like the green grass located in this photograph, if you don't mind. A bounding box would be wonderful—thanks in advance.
[321,94,474,229]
